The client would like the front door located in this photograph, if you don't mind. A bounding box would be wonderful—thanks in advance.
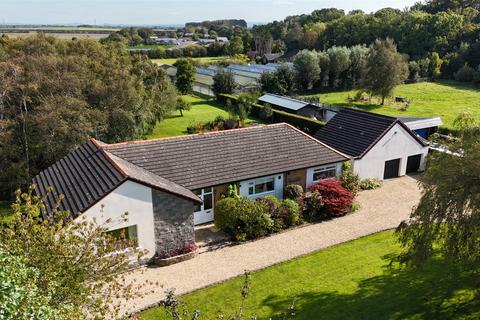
[383,158,401,179]
[193,188,214,225]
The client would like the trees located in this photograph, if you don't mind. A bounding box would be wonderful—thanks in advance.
[226,36,244,56]
[212,69,236,101]
[0,35,178,199]
[293,50,320,92]
[259,64,294,95]
[396,114,480,271]
[362,38,409,105]
[327,46,351,87]
[230,92,256,122]
[275,64,295,95]
[0,187,145,319]
[174,58,195,94]
[176,96,192,116]
[0,249,57,319]
[429,52,443,77]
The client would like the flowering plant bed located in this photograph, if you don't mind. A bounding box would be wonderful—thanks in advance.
[152,242,198,266]
[153,249,198,267]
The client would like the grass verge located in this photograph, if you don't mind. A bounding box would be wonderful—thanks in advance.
[140,230,479,320]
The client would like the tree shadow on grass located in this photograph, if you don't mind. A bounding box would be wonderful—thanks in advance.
[262,255,479,320]
[434,80,480,93]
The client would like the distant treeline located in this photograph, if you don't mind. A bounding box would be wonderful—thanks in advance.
[186,19,248,29]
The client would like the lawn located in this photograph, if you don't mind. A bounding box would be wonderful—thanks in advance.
[146,95,259,139]
[152,56,228,66]
[140,230,479,320]
[306,81,480,129]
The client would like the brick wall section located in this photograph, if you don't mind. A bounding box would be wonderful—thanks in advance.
[213,184,230,204]
[285,169,307,191]
[152,189,195,256]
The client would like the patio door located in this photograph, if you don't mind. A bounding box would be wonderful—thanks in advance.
[193,187,214,225]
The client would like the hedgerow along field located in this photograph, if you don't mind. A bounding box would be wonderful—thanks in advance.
[146,95,259,139]
[140,230,479,320]
[306,81,480,130]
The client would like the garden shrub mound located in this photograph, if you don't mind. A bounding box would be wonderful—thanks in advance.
[360,178,383,190]
[340,162,361,196]
[309,179,353,216]
[256,196,301,232]
[284,184,304,200]
[216,180,355,241]
[214,197,273,241]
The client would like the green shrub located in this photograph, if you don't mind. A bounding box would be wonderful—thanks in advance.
[282,199,301,226]
[186,121,206,134]
[301,191,325,221]
[256,196,301,232]
[284,184,304,200]
[222,184,240,199]
[259,104,273,120]
[454,64,475,82]
[340,162,360,196]
[214,197,273,241]
[360,178,383,190]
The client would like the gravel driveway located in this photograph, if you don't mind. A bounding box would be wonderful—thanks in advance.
[124,176,422,315]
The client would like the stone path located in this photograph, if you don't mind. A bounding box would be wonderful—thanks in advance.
[124,176,422,315]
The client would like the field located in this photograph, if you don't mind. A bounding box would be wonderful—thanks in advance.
[307,81,480,129]
[1,32,110,40]
[146,95,259,139]
[140,230,479,320]
[152,56,229,66]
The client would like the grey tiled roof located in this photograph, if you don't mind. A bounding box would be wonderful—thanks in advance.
[32,140,125,216]
[314,109,428,158]
[105,123,348,190]
[32,140,200,216]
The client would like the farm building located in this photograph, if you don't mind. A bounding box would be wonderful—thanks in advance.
[163,63,292,96]
[33,124,348,261]
[314,109,429,180]
[258,93,322,118]
[261,50,299,64]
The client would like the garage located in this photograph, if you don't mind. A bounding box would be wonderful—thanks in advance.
[384,158,401,179]
[314,109,431,180]
[406,154,422,174]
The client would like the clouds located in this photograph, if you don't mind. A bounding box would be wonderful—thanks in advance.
[1,0,418,25]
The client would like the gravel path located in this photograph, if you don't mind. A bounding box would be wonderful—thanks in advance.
[124,176,422,315]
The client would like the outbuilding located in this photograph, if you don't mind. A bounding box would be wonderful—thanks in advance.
[258,93,322,118]
[314,109,429,180]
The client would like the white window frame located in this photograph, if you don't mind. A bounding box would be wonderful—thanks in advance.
[247,176,276,197]
[193,187,214,213]
[312,165,337,183]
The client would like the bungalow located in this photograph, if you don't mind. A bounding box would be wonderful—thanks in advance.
[258,93,322,118]
[33,124,348,260]
[314,109,429,180]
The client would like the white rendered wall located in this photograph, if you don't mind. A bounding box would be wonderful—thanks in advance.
[80,180,157,259]
[352,123,429,180]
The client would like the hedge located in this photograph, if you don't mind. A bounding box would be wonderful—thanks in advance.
[220,94,325,135]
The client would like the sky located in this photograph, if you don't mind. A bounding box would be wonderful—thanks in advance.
[1,0,419,25]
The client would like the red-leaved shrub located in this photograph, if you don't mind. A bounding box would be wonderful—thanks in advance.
[309,179,353,215]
